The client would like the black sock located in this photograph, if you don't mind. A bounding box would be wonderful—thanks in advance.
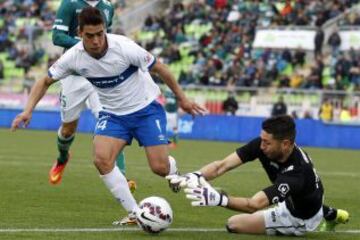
[323,205,337,221]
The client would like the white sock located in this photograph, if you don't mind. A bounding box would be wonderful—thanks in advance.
[168,155,178,175]
[100,166,138,213]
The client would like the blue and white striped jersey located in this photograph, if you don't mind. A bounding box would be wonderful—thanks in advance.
[49,34,160,115]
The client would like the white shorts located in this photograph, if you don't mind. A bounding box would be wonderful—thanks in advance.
[263,202,323,236]
[166,112,178,131]
[59,75,102,123]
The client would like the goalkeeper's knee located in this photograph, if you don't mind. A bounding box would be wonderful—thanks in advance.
[226,224,237,233]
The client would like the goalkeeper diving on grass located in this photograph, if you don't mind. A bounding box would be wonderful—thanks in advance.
[167,115,349,236]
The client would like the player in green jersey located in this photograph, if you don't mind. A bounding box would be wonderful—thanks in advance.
[164,87,179,148]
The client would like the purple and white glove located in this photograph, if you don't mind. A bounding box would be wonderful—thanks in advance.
[184,177,228,207]
[166,171,203,188]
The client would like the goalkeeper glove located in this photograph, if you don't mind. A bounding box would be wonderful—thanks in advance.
[166,171,203,188]
[184,177,229,207]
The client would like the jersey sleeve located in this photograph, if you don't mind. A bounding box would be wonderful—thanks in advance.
[235,137,262,163]
[52,0,80,48]
[48,50,75,80]
[122,38,156,71]
[262,170,304,205]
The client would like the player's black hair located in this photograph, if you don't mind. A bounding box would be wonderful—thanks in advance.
[78,6,104,30]
[262,115,296,143]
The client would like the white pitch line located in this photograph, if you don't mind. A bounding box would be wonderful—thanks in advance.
[0,228,359,234]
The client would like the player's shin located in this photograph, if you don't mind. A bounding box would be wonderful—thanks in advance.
[100,166,138,213]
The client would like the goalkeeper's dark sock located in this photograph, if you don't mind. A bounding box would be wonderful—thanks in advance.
[323,205,337,221]
[57,132,75,164]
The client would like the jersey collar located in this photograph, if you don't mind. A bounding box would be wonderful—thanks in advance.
[84,0,100,7]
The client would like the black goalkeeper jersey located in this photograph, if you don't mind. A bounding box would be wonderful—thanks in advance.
[236,138,323,219]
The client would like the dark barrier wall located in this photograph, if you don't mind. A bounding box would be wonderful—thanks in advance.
[1,109,360,149]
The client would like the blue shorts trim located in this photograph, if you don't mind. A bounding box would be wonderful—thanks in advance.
[94,101,168,147]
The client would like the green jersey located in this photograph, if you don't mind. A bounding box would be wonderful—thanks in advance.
[52,0,114,49]
[164,90,178,113]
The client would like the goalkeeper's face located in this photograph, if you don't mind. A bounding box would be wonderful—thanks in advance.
[80,24,107,58]
[260,130,289,161]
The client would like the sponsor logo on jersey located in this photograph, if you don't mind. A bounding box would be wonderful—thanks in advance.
[272,196,279,204]
[282,165,294,173]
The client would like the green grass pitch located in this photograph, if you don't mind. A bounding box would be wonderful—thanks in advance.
[0,129,359,240]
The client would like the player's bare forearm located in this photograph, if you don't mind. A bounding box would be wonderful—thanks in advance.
[226,191,269,213]
[201,152,243,181]
[24,76,55,114]
[200,161,224,180]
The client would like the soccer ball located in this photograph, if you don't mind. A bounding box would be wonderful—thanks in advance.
[136,196,173,234]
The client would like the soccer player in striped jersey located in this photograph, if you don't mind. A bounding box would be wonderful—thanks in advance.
[12,6,206,227]
[52,0,135,225]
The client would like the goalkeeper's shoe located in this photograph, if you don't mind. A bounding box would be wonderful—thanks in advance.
[319,209,349,232]
[49,154,70,185]
[112,212,137,226]
[127,179,137,194]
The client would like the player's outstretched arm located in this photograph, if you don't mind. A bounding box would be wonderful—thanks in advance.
[11,76,56,131]
[151,61,207,116]
[226,191,269,213]
[200,152,243,181]
[185,178,269,213]
[166,152,243,188]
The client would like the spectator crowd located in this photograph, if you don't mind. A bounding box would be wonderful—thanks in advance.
[1,0,360,93]
[139,0,360,91]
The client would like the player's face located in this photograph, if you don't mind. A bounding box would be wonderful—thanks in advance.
[260,130,284,161]
[80,24,107,58]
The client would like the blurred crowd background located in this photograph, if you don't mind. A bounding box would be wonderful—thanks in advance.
[0,0,359,122]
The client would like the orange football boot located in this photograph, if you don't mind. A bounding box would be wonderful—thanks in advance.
[49,154,70,185]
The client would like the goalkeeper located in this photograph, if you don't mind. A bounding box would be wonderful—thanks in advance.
[168,115,349,236]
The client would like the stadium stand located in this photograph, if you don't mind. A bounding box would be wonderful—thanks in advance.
[0,0,359,121]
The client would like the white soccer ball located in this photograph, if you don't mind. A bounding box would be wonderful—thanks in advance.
[136,196,173,234]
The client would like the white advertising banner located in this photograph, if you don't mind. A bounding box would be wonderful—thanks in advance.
[339,31,360,50]
[253,29,315,50]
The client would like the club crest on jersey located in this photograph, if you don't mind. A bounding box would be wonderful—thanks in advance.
[278,183,290,197]
[144,54,152,64]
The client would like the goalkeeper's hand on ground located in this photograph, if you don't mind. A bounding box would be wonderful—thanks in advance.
[166,171,203,188]
[184,177,228,207]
